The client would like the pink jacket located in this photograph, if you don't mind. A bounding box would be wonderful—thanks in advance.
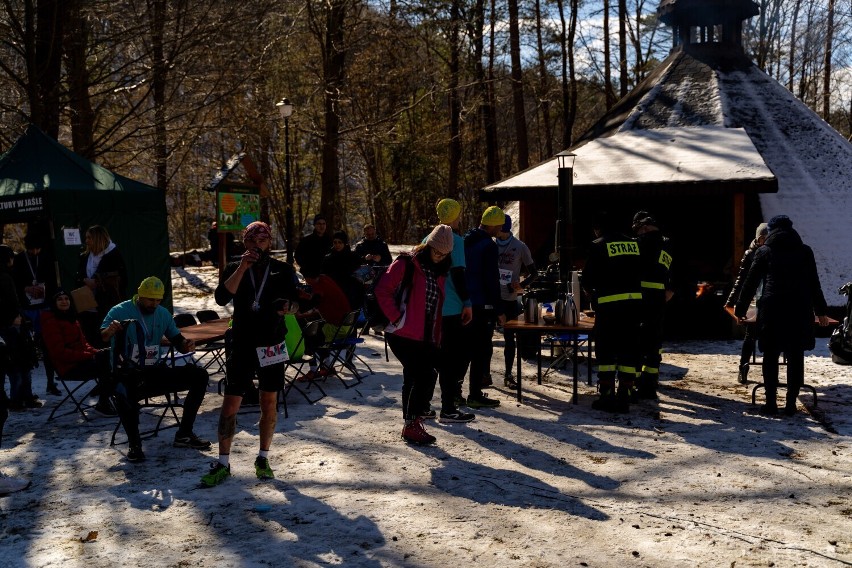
[375,253,445,345]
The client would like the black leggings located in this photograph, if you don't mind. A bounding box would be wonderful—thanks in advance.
[761,348,804,406]
[386,334,439,420]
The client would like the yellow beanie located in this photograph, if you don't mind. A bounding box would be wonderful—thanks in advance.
[436,198,461,224]
[481,205,505,227]
[137,276,165,300]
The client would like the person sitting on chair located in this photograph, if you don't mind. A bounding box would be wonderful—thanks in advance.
[296,270,352,379]
[41,290,115,415]
[100,276,211,463]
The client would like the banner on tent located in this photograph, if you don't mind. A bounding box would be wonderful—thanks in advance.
[0,195,47,217]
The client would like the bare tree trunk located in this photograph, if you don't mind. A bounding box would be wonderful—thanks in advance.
[603,0,614,109]
[756,0,768,69]
[65,0,94,158]
[788,0,801,92]
[568,0,578,144]
[618,0,628,98]
[320,0,348,228]
[556,0,578,148]
[448,0,462,195]
[508,0,529,170]
[797,6,813,102]
[534,0,553,158]
[470,0,499,184]
[31,0,67,137]
[485,0,501,182]
[150,0,168,191]
[822,0,835,119]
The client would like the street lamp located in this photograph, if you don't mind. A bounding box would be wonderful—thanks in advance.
[276,97,294,264]
[556,150,576,288]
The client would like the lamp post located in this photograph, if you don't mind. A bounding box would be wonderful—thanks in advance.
[276,97,294,264]
[556,150,576,289]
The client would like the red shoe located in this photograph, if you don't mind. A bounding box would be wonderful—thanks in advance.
[401,418,436,445]
[297,370,318,382]
[319,367,338,377]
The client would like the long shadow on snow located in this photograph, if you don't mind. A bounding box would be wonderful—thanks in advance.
[427,451,609,521]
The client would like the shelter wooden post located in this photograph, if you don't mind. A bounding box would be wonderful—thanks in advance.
[733,192,745,273]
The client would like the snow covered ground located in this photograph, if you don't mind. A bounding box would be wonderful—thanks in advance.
[1,264,851,567]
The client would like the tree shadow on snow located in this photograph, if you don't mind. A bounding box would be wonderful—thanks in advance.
[429,453,609,521]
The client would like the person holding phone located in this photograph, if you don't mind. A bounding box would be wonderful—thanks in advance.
[202,221,300,486]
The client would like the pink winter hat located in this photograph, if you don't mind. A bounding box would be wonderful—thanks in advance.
[425,224,454,255]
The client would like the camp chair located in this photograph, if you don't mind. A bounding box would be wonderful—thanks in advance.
[173,313,198,328]
[108,321,185,446]
[45,352,101,422]
[192,310,227,374]
[542,332,591,382]
[196,309,222,323]
[317,310,372,388]
[279,319,327,418]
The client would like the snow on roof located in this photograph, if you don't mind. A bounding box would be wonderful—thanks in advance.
[484,126,774,191]
[718,65,852,304]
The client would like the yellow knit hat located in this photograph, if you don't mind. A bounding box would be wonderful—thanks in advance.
[481,205,506,227]
[137,276,165,300]
[436,198,461,224]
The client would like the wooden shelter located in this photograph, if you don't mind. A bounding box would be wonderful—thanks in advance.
[481,0,852,309]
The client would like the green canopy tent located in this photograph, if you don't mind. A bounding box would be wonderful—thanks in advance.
[0,125,171,308]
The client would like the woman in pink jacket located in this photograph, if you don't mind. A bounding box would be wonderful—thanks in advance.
[376,225,453,445]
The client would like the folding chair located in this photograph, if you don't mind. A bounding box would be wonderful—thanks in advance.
[279,319,327,418]
[173,313,198,328]
[318,310,372,388]
[46,352,100,422]
[108,321,185,446]
[542,332,591,380]
[192,311,228,375]
[196,309,222,323]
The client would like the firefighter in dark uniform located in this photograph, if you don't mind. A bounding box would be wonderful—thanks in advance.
[632,211,674,400]
[582,212,643,412]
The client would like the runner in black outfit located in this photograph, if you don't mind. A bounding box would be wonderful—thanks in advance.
[200,221,299,486]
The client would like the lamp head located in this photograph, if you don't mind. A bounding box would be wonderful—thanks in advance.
[556,150,576,170]
[276,98,293,119]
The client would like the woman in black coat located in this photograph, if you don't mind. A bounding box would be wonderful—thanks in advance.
[735,215,830,416]
[75,225,128,347]
[725,222,768,383]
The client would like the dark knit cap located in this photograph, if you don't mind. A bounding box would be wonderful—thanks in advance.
[631,210,657,231]
[768,215,793,231]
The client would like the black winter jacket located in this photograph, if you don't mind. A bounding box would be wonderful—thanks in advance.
[725,237,761,307]
[582,231,642,311]
[734,227,827,352]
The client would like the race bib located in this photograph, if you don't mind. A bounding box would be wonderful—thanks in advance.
[255,340,289,367]
[132,344,161,366]
[499,268,513,286]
